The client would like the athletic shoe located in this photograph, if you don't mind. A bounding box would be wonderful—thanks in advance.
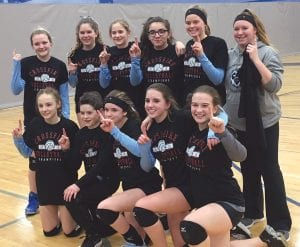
[25,192,39,216]
[259,225,288,247]
[121,241,147,247]
[81,234,103,247]
[240,217,264,228]
[230,222,252,240]
[278,230,290,242]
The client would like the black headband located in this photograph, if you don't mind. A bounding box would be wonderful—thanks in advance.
[185,8,207,25]
[105,96,128,112]
[234,14,257,28]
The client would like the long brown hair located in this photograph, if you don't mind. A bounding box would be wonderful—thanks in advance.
[68,16,104,58]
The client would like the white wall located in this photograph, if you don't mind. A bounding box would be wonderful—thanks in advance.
[0,3,299,108]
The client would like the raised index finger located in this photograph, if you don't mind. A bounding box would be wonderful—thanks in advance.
[97,110,105,121]
[18,119,22,130]
[134,36,139,45]
[62,128,67,136]
[194,35,201,43]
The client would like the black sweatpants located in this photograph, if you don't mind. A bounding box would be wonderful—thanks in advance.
[238,123,292,231]
[65,177,119,236]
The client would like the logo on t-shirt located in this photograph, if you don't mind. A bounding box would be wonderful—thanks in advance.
[81,64,100,73]
[184,57,201,68]
[153,140,174,153]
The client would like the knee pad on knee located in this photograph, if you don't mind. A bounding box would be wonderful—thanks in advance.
[180,220,207,245]
[96,208,119,225]
[133,207,158,227]
[43,223,62,237]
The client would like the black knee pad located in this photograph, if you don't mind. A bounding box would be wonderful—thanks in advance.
[96,208,119,225]
[43,223,62,237]
[180,220,207,245]
[133,207,158,227]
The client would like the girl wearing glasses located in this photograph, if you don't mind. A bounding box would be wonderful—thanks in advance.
[183,5,228,105]
[129,16,185,109]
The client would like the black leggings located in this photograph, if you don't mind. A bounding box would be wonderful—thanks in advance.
[65,178,119,236]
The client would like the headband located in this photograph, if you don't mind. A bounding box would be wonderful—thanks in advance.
[105,96,128,112]
[234,14,257,28]
[185,8,207,25]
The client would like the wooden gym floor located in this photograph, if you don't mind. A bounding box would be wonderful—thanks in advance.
[0,54,299,246]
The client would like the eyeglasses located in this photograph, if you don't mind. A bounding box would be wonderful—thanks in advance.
[148,29,168,37]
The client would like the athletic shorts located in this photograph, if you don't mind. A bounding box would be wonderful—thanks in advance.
[174,184,193,209]
[123,181,162,196]
[216,201,245,227]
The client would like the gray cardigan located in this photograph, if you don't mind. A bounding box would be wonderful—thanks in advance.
[224,41,283,131]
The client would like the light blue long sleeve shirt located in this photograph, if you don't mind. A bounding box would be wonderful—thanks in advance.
[11,60,70,118]
[198,53,225,85]
[129,57,143,86]
[110,126,155,172]
[13,136,32,158]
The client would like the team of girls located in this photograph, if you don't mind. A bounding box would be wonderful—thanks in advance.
[11,7,291,247]
[12,87,81,238]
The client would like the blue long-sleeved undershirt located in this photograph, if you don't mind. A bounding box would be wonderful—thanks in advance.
[11,60,70,119]
[198,53,224,85]
[129,57,143,86]
[110,126,155,172]
[13,136,32,158]
[68,73,78,88]
[99,65,112,89]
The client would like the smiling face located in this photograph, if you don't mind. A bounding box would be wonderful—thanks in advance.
[148,22,170,50]
[79,104,100,129]
[78,23,98,50]
[145,89,170,123]
[37,93,61,124]
[110,22,130,49]
[233,20,257,49]
[185,14,206,40]
[191,92,217,130]
[104,103,127,128]
[31,33,52,62]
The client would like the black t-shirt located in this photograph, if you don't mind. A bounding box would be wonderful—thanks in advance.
[21,56,68,126]
[71,125,112,172]
[147,110,194,188]
[185,128,244,208]
[23,116,78,204]
[69,125,120,190]
[141,44,184,106]
[70,42,107,101]
[113,118,162,191]
[107,42,143,112]
[184,36,228,104]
